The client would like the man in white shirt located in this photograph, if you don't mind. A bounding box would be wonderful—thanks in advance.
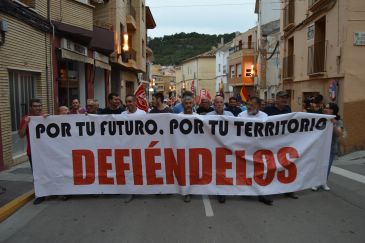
[122,95,147,115]
[238,97,277,206]
[207,95,234,117]
[207,95,233,203]
[121,94,146,203]
[238,96,268,119]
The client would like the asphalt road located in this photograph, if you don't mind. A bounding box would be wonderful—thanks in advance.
[0,155,364,243]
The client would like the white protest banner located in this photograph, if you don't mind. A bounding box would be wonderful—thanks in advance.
[29,113,333,197]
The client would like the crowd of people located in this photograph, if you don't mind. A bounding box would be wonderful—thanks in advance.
[18,90,343,206]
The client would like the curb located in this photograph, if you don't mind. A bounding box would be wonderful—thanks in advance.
[0,190,35,223]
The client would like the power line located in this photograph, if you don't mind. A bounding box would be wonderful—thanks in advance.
[149,4,254,9]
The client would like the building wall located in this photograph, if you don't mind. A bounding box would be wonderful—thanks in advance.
[197,57,216,98]
[0,14,52,168]
[215,47,230,95]
[341,0,365,151]
[93,0,116,30]
[258,0,281,25]
[50,0,94,31]
[175,67,183,96]
[280,0,365,153]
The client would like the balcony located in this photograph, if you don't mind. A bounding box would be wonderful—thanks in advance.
[127,5,137,30]
[283,55,294,80]
[308,41,327,76]
[229,42,255,54]
[283,1,295,32]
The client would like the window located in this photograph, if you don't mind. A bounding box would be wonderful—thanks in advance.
[307,25,314,40]
[218,64,221,72]
[223,65,227,74]
[237,64,242,77]
[142,3,145,22]
[9,71,37,157]
[230,65,235,78]
[142,39,145,57]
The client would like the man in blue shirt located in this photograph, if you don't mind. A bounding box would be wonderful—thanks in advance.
[260,90,298,205]
[224,97,242,117]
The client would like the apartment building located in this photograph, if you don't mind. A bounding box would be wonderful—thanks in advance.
[151,65,176,98]
[215,39,233,101]
[281,0,365,152]
[227,28,258,100]
[0,0,156,169]
[93,0,156,100]
[51,0,114,109]
[177,49,216,99]
[0,0,52,169]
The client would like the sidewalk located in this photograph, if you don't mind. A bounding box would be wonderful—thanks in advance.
[0,162,34,222]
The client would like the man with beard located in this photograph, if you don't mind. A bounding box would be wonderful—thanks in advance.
[225,97,242,117]
[149,92,173,113]
[238,97,268,119]
[99,93,125,114]
[262,91,299,205]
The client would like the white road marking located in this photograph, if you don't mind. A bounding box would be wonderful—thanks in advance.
[202,195,214,217]
[332,166,365,184]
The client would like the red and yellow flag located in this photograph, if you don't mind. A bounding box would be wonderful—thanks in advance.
[240,85,249,103]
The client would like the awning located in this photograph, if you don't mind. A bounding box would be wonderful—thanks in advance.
[146,6,156,29]
[53,21,93,46]
[90,26,114,55]
[61,49,94,64]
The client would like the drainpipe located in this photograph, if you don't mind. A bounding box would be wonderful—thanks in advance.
[47,0,55,113]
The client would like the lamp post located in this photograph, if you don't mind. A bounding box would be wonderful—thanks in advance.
[117,32,129,62]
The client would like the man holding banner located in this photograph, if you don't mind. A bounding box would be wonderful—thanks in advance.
[28,98,334,204]
[122,95,147,115]
[207,95,234,203]
[263,91,299,204]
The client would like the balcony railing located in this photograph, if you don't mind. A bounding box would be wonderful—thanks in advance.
[229,42,255,54]
[284,0,295,30]
[283,55,294,79]
[308,41,327,75]
[129,48,137,61]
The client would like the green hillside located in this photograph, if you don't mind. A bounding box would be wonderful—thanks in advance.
[148,32,236,65]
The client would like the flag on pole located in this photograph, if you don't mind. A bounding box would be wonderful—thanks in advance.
[219,79,224,97]
[134,84,148,112]
[239,85,249,103]
[191,80,195,96]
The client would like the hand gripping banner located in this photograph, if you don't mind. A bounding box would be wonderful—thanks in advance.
[29,113,333,197]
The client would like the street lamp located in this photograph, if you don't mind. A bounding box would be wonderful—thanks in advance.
[117,32,129,62]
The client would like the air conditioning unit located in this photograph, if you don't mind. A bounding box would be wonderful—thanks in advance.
[61,38,87,56]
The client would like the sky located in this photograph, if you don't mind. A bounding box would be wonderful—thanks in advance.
[146,0,257,38]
